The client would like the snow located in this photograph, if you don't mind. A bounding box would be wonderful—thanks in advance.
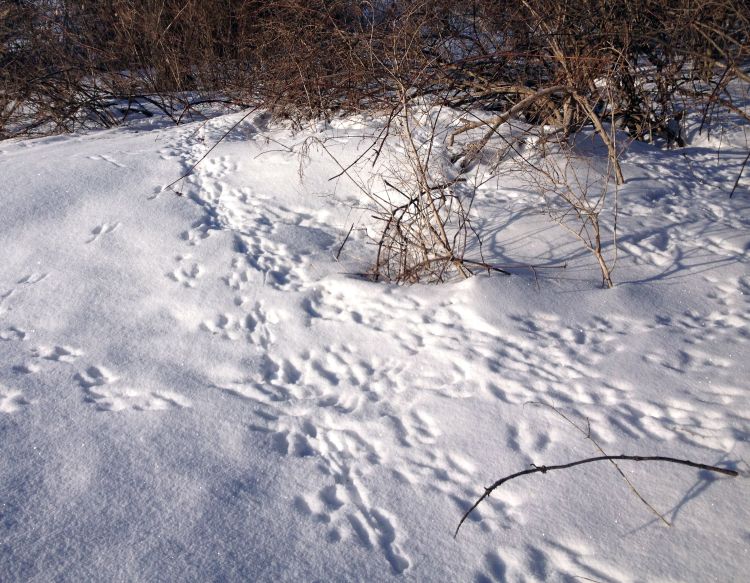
[0,110,749,582]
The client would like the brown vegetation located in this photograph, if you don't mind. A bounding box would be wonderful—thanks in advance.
[3,1,747,135]
[2,1,748,283]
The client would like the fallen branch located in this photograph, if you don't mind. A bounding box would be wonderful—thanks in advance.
[163,105,261,194]
[449,85,571,140]
[459,258,567,277]
[729,150,750,198]
[528,402,671,526]
[454,455,738,538]
[334,223,354,261]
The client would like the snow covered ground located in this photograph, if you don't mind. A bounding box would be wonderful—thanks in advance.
[1,110,749,582]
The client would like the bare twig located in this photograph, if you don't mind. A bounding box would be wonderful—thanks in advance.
[729,150,750,198]
[163,106,261,194]
[334,224,355,261]
[455,455,738,537]
[528,402,671,526]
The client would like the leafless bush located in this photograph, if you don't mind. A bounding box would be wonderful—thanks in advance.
[372,100,474,282]
[2,0,748,283]
[524,138,620,288]
[3,1,747,135]
[0,0,261,137]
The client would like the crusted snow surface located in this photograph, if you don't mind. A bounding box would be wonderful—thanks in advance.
[0,111,748,581]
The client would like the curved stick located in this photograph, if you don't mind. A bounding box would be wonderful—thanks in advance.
[454,455,738,538]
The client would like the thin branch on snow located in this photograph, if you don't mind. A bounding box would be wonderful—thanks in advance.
[455,455,738,538]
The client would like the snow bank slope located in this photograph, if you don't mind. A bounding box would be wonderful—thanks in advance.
[1,113,748,581]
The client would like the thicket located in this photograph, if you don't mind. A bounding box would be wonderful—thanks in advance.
[2,0,748,283]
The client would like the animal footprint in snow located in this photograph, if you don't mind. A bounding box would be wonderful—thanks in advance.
[12,362,41,374]
[291,441,410,574]
[17,272,48,285]
[77,365,190,411]
[0,385,32,413]
[202,313,241,340]
[317,388,362,414]
[201,155,237,180]
[406,410,440,445]
[75,365,116,388]
[243,302,278,348]
[506,419,552,455]
[90,388,191,412]
[0,289,16,313]
[621,232,675,267]
[87,222,121,243]
[388,408,441,446]
[87,154,127,168]
[181,220,212,246]
[273,425,317,458]
[249,414,318,458]
[296,479,410,574]
[202,303,277,347]
[0,326,26,341]
[168,254,203,288]
[33,344,82,363]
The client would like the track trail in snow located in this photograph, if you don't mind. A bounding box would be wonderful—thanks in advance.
[619,143,750,278]
[139,114,749,578]
[1,113,747,581]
